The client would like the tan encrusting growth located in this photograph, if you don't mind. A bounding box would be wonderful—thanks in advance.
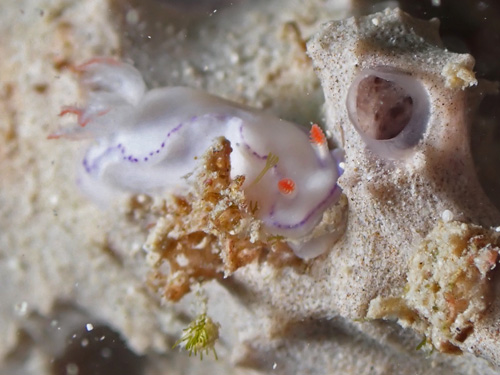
[368,221,500,354]
[143,138,302,301]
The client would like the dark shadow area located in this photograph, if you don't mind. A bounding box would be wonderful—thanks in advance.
[397,0,500,80]
[397,0,500,211]
[52,324,145,375]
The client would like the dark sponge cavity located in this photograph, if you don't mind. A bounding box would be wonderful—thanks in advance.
[356,76,414,140]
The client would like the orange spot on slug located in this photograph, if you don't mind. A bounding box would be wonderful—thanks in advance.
[278,178,296,195]
[310,124,326,146]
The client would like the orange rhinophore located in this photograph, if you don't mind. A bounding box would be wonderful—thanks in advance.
[58,106,110,129]
[310,124,326,146]
[278,178,296,195]
[59,106,89,127]
[71,57,120,73]
[59,107,83,117]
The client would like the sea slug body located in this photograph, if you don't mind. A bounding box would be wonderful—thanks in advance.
[54,58,343,258]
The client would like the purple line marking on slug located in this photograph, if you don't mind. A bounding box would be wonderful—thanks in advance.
[101,121,187,167]
[267,183,340,230]
[83,145,120,174]
[91,113,233,170]
[56,60,347,260]
[238,123,268,160]
[266,159,343,230]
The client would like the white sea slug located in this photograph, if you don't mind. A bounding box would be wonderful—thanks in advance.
[54,58,342,259]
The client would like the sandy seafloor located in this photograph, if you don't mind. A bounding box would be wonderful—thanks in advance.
[2,0,500,374]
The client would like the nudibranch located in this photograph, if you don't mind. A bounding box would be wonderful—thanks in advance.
[54,58,343,259]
